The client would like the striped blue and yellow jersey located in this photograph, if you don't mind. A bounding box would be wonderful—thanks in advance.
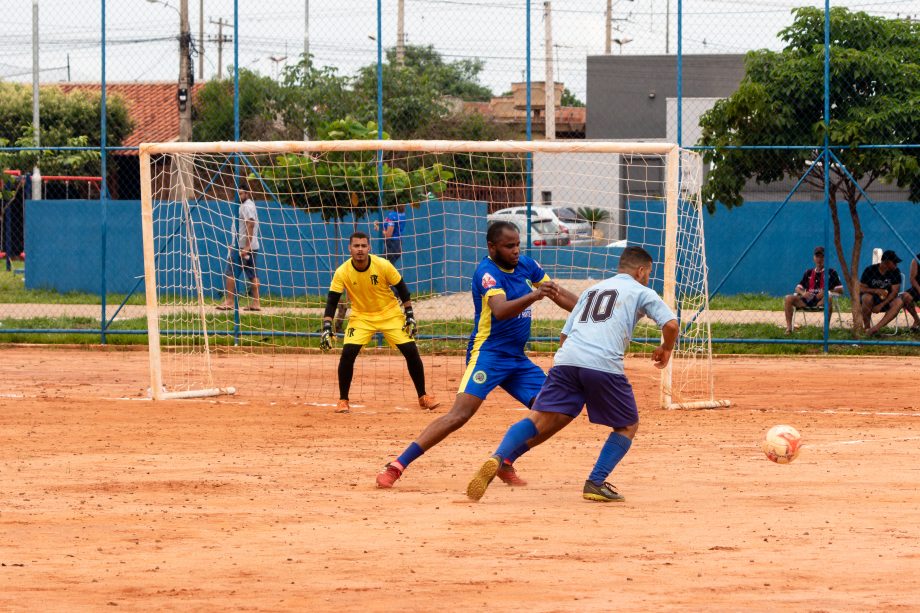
[466,255,550,359]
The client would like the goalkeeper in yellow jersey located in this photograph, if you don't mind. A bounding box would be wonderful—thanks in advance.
[320,232,440,414]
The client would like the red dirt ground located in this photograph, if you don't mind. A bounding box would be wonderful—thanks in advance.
[1,347,919,611]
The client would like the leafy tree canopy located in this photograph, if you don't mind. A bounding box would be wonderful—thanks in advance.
[698,7,920,333]
[258,118,453,222]
[0,83,131,178]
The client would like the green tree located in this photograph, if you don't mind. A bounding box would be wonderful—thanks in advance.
[192,68,287,141]
[277,56,355,139]
[350,44,494,137]
[698,7,920,334]
[561,87,584,107]
[393,45,493,102]
[0,83,131,178]
[258,118,453,223]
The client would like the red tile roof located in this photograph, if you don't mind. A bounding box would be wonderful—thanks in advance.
[56,82,203,151]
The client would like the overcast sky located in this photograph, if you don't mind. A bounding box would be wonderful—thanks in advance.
[2,0,919,101]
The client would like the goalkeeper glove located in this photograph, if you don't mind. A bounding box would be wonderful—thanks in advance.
[320,320,334,352]
[403,307,418,339]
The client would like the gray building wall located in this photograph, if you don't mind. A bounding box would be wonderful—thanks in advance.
[586,54,746,142]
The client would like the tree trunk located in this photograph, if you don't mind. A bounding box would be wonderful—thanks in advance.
[848,195,865,334]
[829,191,861,336]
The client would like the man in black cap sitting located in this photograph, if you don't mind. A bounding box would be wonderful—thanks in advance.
[862,250,903,335]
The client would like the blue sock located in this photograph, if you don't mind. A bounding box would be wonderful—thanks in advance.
[505,442,530,464]
[494,419,538,462]
[396,442,425,469]
[588,432,632,485]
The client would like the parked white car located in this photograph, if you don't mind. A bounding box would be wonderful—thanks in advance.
[486,211,571,246]
[490,205,593,242]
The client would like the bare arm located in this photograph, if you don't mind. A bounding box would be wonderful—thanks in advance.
[487,283,557,320]
[652,319,679,369]
[860,282,887,297]
[242,218,256,252]
[879,283,900,308]
[548,282,579,312]
[912,260,920,294]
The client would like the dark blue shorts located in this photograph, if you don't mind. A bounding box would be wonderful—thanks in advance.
[533,365,639,428]
[458,352,546,407]
[225,249,259,281]
[383,238,402,263]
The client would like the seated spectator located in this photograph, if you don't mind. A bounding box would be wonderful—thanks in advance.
[783,246,843,335]
[863,250,903,335]
[897,252,920,332]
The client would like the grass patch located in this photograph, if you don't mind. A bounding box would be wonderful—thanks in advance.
[709,292,854,312]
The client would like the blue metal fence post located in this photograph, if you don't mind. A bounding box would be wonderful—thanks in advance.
[525,0,533,253]
[100,0,108,344]
[822,0,831,352]
[232,0,241,345]
[375,0,385,348]
[676,0,682,147]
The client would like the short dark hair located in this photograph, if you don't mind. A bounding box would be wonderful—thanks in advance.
[349,231,370,243]
[487,221,518,244]
[617,246,654,270]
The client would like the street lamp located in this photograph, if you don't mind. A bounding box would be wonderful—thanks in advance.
[612,36,633,54]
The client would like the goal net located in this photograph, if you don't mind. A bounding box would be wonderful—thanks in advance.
[139,140,728,409]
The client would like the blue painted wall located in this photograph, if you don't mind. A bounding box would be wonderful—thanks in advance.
[25,197,920,298]
[703,201,920,296]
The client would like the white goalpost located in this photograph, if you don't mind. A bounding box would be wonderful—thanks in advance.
[139,139,728,409]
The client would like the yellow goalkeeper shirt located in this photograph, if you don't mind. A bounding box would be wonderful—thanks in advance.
[330,255,404,324]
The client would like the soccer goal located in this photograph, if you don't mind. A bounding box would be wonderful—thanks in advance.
[139,139,728,409]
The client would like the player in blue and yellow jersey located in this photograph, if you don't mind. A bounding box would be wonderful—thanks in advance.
[376,221,578,489]
[321,232,439,414]
[465,246,679,503]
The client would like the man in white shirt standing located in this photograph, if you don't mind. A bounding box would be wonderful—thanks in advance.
[219,189,261,311]
[466,246,679,503]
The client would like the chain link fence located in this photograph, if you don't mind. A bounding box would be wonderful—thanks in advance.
[0,0,918,352]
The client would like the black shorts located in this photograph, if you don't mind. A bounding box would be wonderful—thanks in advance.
[861,292,884,307]
[802,295,821,308]
[906,287,920,302]
[383,238,402,263]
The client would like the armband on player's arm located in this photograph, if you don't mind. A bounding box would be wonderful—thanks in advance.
[394,280,411,304]
[323,291,343,319]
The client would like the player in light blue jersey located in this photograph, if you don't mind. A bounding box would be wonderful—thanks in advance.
[466,246,679,503]
[376,221,578,489]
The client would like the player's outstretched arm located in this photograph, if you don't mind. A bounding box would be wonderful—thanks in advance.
[652,319,679,369]
[549,283,579,312]
[488,285,553,320]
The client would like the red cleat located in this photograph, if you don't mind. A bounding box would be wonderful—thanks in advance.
[376,462,403,488]
[496,462,527,487]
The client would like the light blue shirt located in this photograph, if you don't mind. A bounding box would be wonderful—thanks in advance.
[554,273,677,375]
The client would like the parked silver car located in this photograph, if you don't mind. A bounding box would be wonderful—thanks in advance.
[490,205,593,242]
[486,211,571,246]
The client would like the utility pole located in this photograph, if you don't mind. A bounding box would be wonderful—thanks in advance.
[178,0,192,142]
[210,18,230,79]
[605,0,612,54]
[396,0,405,66]
[198,0,204,81]
[31,0,41,199]
[666,0,670,54]
[304,0,310,59]
[544,1,555,140]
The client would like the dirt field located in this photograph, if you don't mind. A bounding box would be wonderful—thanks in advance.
[1,347,919,611]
